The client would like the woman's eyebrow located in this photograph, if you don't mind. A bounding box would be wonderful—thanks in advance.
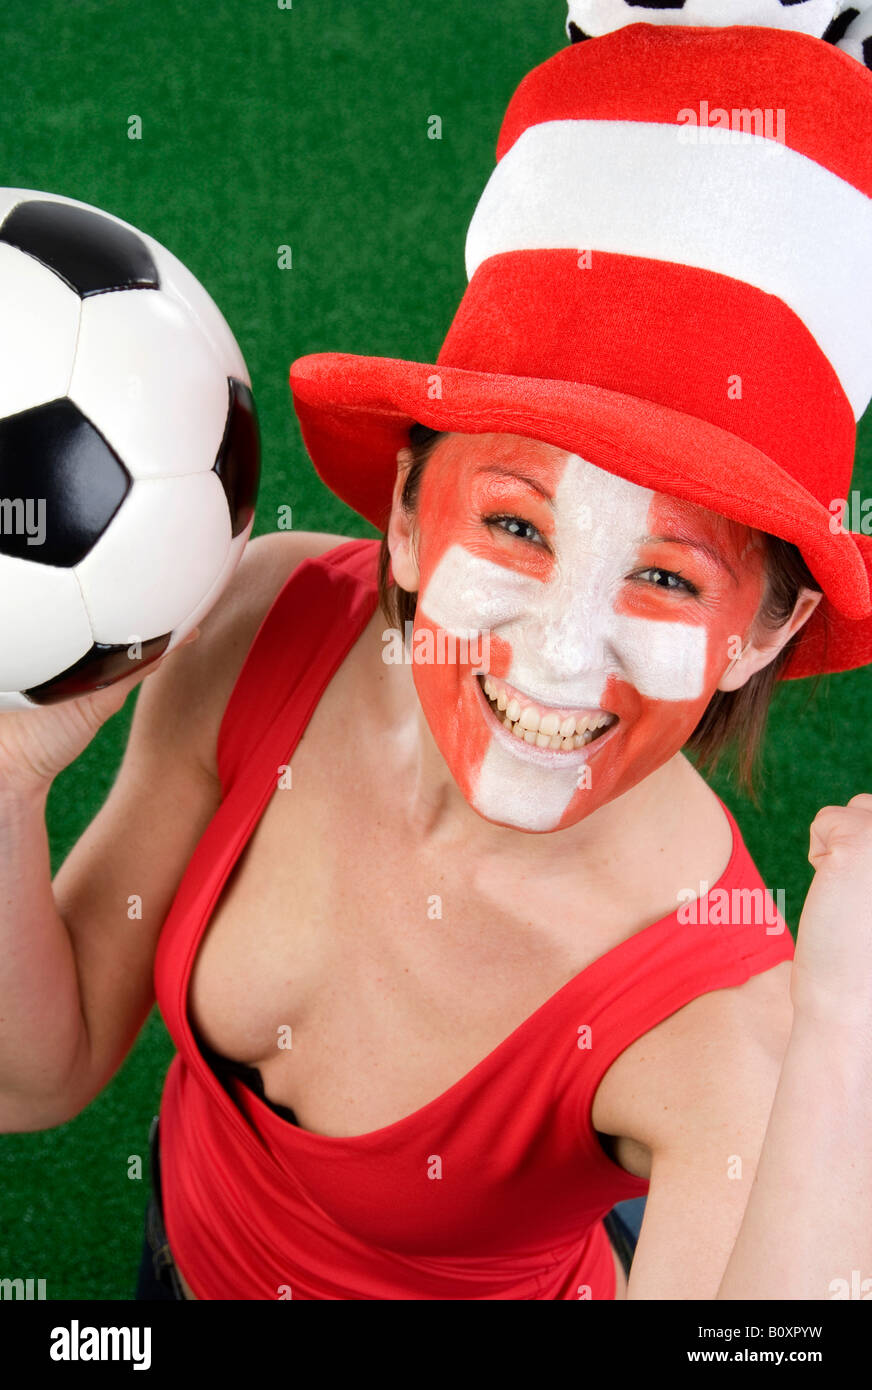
[473,464,554,504]
[641,533,738,584]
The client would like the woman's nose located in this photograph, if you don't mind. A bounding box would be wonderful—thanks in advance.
[535,579,615,680]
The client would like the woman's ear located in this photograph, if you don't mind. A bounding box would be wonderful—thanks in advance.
[717,586,823,692]
[386,446,420,593]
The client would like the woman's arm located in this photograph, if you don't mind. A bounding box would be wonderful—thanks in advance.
[619,966,793,1301]
[715,795,872,1300]
[622,796,872,1300]
[714,1011,872,1299]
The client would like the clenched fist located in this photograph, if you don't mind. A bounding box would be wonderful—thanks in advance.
[791,794,872,1031]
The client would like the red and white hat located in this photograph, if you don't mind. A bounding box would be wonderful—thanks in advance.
[289,18,872,680]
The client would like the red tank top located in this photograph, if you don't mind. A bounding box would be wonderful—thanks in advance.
[153,537,795,1300]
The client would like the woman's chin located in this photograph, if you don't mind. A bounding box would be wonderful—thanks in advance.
[461,788,598,835]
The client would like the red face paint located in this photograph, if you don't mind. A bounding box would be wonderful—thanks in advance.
[404,433,767,832]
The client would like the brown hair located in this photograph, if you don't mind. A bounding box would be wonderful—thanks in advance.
[377,423,827,801]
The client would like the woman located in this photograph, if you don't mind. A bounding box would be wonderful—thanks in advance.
[136,414,858,1301]
[131,424,815,1301]
[146,15,872,1299]
[2,16,871,1300]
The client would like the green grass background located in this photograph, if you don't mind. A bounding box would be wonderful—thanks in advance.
[0,0,869,1299]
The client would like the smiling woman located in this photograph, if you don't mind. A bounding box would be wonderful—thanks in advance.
[378,423,827,801]
[389,431,782,833]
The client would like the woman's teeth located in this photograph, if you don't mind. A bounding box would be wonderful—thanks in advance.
[480,675,617,751]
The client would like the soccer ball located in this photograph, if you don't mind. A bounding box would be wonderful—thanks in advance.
[565,1,845,43]
[835,4,872,69]
[0,189,260,710]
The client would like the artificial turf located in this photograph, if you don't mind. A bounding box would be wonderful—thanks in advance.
[0,0,869,1299]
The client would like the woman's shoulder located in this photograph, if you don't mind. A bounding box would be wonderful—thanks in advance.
[226,528,358,603]
[638,763,792,1008]
[593,763,795,1148]
[180,530,353,784]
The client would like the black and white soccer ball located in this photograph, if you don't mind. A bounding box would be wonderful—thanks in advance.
[832,3,872,67]
[565,0,871,63]
[0,189,260,710]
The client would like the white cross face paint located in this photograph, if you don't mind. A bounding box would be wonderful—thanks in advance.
[406,434,767,833]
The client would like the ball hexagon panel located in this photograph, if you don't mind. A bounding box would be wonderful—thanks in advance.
[0,242,80,418]
[76,469,232,640]
[0,552,93,693]
[71,281,231,481]
[0,399,130,566]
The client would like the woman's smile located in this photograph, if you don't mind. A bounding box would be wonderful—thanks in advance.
[476,672,619,755]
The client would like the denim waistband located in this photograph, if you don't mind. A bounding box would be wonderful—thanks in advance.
[145,1115,188,1301]
[602,1206,636,1281]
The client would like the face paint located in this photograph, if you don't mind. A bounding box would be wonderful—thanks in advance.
[407,434,767,833]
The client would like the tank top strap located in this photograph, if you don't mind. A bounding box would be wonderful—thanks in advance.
[560,792,796,1151]
[215,537,381,795]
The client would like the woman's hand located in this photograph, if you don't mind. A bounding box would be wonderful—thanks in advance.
[0,629,200,797]
[790,793,872,1031]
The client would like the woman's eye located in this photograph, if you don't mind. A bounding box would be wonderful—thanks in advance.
[484,514,545,546]
[634,567,698,595]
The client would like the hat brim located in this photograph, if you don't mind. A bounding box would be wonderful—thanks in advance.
[289,351,872,681]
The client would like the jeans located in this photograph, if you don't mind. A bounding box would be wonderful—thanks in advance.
[603,1197,647,1281]
[134,1115,187,1300]
[134,1114,647,1299]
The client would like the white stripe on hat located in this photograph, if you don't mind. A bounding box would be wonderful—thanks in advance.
[465,119,872,418]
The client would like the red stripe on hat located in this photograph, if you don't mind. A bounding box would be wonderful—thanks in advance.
[436,249,856,511]
[497,26,872,198]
